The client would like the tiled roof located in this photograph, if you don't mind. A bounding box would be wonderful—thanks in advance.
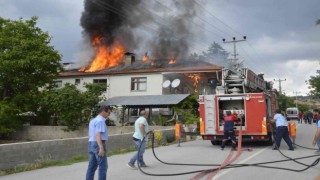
[59,60,222,77]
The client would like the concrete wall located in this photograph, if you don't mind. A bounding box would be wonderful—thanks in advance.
[10,126,172,141]
[0,129,175,170]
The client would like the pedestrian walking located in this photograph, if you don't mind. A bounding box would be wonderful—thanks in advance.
[128,110,150,169]
[86,106,112,180]
[298,111,303,124]
[312,109,320,153]
[271,109,294,150]
[308,110,314,124]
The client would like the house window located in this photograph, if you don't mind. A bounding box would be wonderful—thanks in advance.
[75,79,80,85]
[93,79,107,92]
[131,77,146,91]
[54,80,62,89]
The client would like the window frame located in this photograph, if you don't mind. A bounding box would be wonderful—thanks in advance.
[93,79,108,92]
[131,77,147,91]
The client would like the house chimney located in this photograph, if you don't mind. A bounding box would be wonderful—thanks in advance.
[124,52,135,65]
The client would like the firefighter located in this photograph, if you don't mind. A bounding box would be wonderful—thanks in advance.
[221,110,239,150]
[271,109,294,151]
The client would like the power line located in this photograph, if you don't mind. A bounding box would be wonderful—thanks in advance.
[194,0,244,37]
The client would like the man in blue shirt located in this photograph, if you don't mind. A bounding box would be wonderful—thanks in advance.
[271,109,294,150]
[128,110,149,168]
[312,109,320,152]
[86,106,112,180]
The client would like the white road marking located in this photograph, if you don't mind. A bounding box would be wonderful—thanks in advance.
[213,147,268,180]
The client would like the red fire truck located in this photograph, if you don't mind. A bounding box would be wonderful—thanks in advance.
[199,68,278,145]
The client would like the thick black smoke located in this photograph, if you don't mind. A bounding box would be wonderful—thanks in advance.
[80,0,199,63]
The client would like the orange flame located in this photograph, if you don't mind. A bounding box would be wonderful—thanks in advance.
[80,36,126,72]
[168,56,177,64]
[186,73,201,93]
[143,55,149,62]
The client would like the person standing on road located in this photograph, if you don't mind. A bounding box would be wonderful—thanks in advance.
[221,110,239,151]
[298,111,303,124]
[128,110,150,169]
[312,109,320,152]
[308,110,314,124]
[271,109,294,151]
[86,106,112,180]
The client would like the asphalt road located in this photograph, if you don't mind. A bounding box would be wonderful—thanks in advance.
[1,122,319,180]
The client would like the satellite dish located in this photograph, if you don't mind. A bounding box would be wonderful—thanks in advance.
[171,79,180,88]
[162,80,171,88]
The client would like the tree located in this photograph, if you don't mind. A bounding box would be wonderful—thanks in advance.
[201,42,229,66]
[307,71,320,98]
[40,83,106,131]
[277,93,295,111]
[305,19,320,99]
[0,17,62,135]
[173,95,199,124]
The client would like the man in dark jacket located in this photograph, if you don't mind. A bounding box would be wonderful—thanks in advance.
[221,111,239,150]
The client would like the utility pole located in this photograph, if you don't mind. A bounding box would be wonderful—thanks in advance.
[222,36,246,71]
[293,91,301,108]
[274,78,286,94]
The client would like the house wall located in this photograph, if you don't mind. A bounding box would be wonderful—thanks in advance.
[59,75,110,92]
[108,73,163,98]
[58,73,163,99]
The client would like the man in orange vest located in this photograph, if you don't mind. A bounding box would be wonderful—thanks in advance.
[221,111,239,150]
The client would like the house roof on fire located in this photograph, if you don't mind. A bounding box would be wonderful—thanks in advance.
[59,60,222,77]
[99,94,190,107]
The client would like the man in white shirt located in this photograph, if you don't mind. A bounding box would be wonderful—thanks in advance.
[128,110,149,168]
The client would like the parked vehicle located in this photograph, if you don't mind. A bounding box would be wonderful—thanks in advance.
[286,107,299,121]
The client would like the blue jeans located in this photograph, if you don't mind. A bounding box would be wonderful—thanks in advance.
[86,141,108,180]
[317,138,320,150]
[129,140,146,166]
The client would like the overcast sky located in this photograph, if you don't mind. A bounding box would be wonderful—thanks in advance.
[0,0,319,96]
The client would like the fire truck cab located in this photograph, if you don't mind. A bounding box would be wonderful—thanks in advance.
[199,68,277,145]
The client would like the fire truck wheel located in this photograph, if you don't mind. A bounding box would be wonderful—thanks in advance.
[267,133,274,146]
[211,140,221,145]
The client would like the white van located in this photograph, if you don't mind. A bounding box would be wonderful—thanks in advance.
[286,107,299,121]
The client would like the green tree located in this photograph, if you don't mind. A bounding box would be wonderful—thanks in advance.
[277,94,295,111]
[174,95,199,124]
[201,42,229,66]
[40,83,105,131]
[0,17,62,135]
[307,71,320,98]
[306,19,320,99]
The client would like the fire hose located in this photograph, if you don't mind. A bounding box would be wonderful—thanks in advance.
[136,130,320,178]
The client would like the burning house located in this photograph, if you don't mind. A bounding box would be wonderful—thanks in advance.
[58,53,222,125]
[56,0,224,124]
